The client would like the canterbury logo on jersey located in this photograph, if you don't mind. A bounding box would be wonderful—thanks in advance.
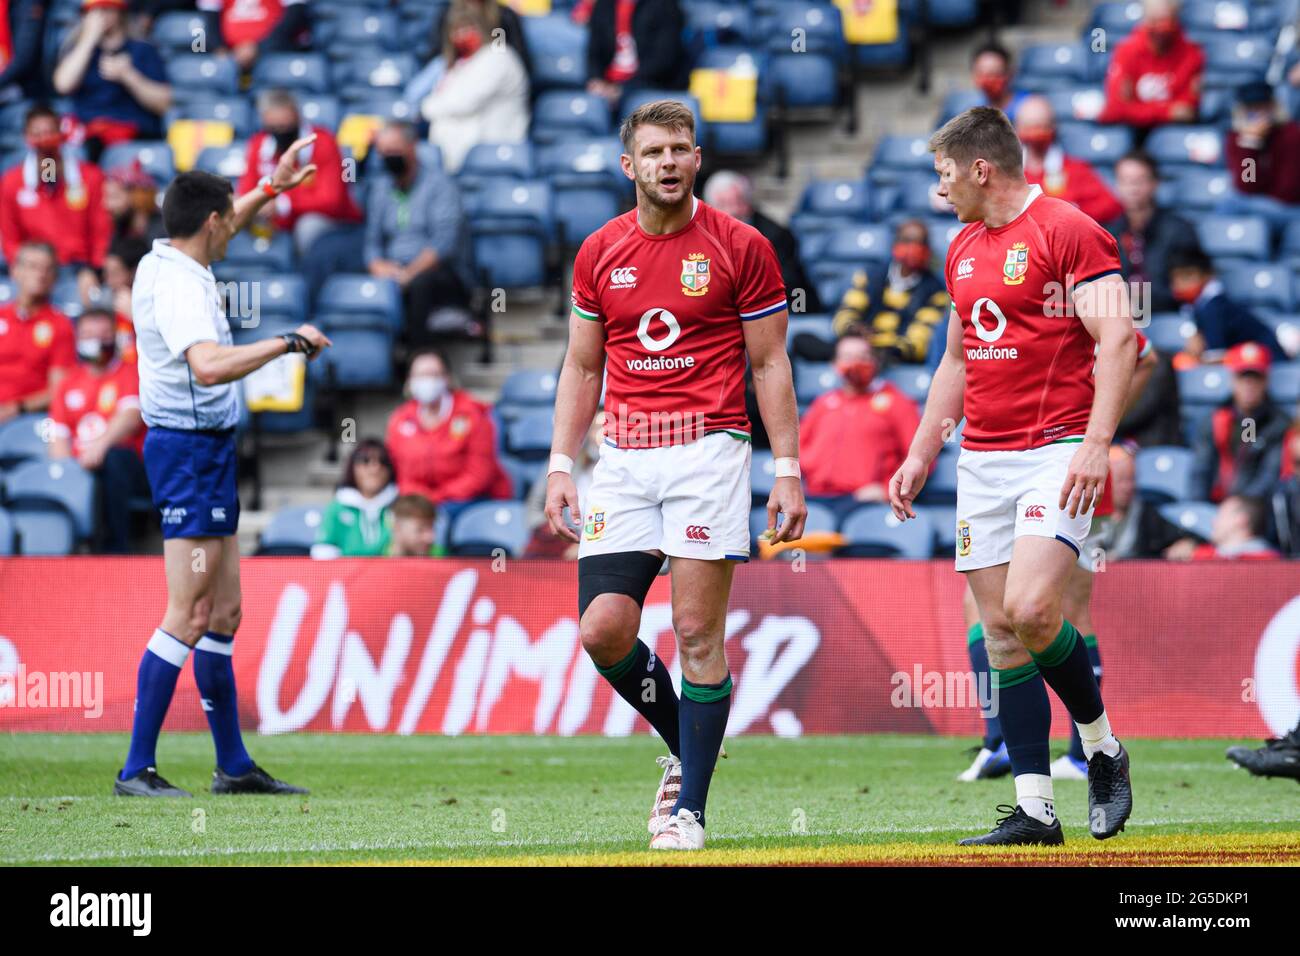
[684,525,711,541]
[610,266,638,289]
[956,257,975,279]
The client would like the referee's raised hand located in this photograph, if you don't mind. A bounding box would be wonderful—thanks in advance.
[270,133,320,194]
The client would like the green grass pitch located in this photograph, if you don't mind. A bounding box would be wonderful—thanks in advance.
[1,734,1296,865]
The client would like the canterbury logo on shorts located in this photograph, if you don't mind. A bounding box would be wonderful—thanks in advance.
[684,525,711,541]
[1023,504,1046,520]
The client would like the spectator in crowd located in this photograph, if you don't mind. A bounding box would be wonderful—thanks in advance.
[828,219,948,364]
[196,0,309,74]
[799,332,920,520]
[703,170,821,314]
[52,0,172,149]
[585,0,685,104]
[1165,494,1281,560]
[420,6,530,174]
[1191,342,1291,503]
[1017,95,1122,225]
[0,104,112,296]
[405,0,533,110]
[387,494,444,557]
[385,351,512,515]
[89,236,147,362]
[525,411,604,558]
[1271,427,1300,557]
[1116,342,1183,446]
[364,121,473,344]
[0,242,76,423]
[969,42,1027,122]
[102,159,165,245]
[0,0,46,105]
[311,439,400,559]
[1091,443,1182,558]
[237,89,361,255]
[1099,0,1203,128]
[47,306,146,554]
[1219,81,1300,227]
[1106,150,1199,314]
[1168,247,1286,361]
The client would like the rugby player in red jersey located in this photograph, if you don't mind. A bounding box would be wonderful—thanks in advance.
[545,100,806,850]
[890,107,1136,845]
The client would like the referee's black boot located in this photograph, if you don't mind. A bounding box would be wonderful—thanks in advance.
[211,763,309,795]
[114,767,192,797]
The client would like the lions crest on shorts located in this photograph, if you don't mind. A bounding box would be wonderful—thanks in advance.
[1002,242,1029,286]
[956,519,972,557]
[583,508,606,541]
[681,254,710,297]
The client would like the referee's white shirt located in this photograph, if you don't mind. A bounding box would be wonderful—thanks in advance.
[132,239,240,431]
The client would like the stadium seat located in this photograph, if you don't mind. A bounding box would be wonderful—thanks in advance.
[1145,125,1225,168]
[1196,33,1271,82]
[916,443,960,505]
[1055,122,1133,166]
[151,10,218,56]
[524,14,589,90]
[1145,314,1196,354]
[460,142,535,181]
[252,53,333,94]
[166,55,240,97]
[500,369,560,407]
[1160,166,1232,211]
[786,314,835,351]
[936,88,986,126]
[194,142,248,184]
[498,453,544,501]
[220,232,295,276]
[1087,3,1143,41]
[1135,446,1196,503]
[793,360,840,405]
[763,2,846,109]
[1220,262,1295,311]
[684,1,755,47]
[333,53,417,100]
[869,135,933,184]
[1181,0,1276,32]
[691,47,770,155]
[318,275,402,332]
[1270,362,1300,406]
[1195,215,1270,262]
[4,458,94,540]
[1043,86,1107,122]
[1158,501,1217,542]
[925,217,965,260]
[881,366,933,405]
[839,504,933,559]
[323,10,402,54]
[165,96,255,139]
[449,501,531,557]
[470,181,553,288]
[100,141,175,185]
[1177,364,1233,405]
[925,0,979,27]
[890,172,953,218]
[822,224,892,266]
[916,504,957,556]
[0,414,48,467]
[799,179,872,220]
[536,138,626,246]
[531,91,613,144]
[848,4,911,70]
[506,407,555,460]
[1016,42,1089,91]
[750,448,777,501]
[254,274,309,324]
[258,505,325,555]
[0,505,13,555]
[298,95,342,132]
[313,327,396,389]
[4,507,75,555]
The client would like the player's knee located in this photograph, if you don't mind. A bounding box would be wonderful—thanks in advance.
[1003,593,1057,640]
[673,614,721,663]
[188,595,214,639]
[578,602,637,659]
[210,602,241,636]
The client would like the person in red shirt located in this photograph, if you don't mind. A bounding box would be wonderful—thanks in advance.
[800,332,920,518]
[1017,95,1122,225]
[195,0,308,74]
[0,104,112,298]
[1099,0,1204,127]
[1218,80,1300,230]
[237,88,362,256]
[48,306,147,553]
[0,241,77,422]
[1165,494,1280,560]
[384,351,511,512]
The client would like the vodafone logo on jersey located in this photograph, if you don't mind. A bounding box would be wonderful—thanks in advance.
[609,266,637,289]
[965,297,1019,360]
[627,308,697,371]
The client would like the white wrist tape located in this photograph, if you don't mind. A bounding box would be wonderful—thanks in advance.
[774,457,800,479]
[548,453,574,476]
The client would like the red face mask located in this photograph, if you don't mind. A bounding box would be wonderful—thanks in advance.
[838,359,878,390]
[1147,17,1178,42]
[1172,278,1208,304]
[452,28,484,58]
[976,74,1009,101]
[26,132,62,156]
[892,241,930,272]
[1019,127,1054,152]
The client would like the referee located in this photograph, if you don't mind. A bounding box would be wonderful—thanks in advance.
[114,137,331,797]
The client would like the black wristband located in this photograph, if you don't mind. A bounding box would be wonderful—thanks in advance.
[281,332,314,355]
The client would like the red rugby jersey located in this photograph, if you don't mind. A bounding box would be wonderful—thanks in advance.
[571,198,787,447]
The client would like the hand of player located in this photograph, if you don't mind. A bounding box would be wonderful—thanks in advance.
[888,456,928,520]
[291,323,331,359]
[544,472,581,543]
[765,476,807,544]
[1060,439,1109,519]
[270,134,319,194]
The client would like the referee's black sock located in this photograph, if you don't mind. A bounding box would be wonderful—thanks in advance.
[595,640,681,757]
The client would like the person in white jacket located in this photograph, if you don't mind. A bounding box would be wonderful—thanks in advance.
[421,9,530,173]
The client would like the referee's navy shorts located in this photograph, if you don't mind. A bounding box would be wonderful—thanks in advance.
[143,426,240,539]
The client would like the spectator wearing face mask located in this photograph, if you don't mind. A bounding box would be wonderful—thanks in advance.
[1165,494,1281,560]
[195,0,310,75]
[1017,95,1122,226]
[1168,247,1286,363]
[237,89,361,257]
[102,159,165,245]
[828,219,948,364]
[48,306,147,553]
[799,332,920,520]
[1099,0,1204,128]
[968,42,1027,122]
[0,104,112,296]
[1218,81,1300,229]
[0,241,77,424]
[385,351,512,518]
[1106,150,1200,315]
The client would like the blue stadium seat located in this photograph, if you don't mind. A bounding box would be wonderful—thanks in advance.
[524,14,589,91]
[1055,121,1133,166]
[786,314,835,351]
[337,92,418,124]
[1160,166,1232,211]
[1145,125,1225,168]
[4,458,94,540]
[926,216,966,260]
[51,274,83,318]
[1197,33,1271,81]
[1195,215,1270,261]
[259,504,325,555]
[799,178,872,219]
[890,172,953,218]
[532,91,613,144]
[1043,85,1107,122]
[1178,364,1233,405]
[693,47,770,155]
[252,53,332,94]
[324,10,402,53]
[1136,446,1196,503]
[449,501,531,557]
[748,500,837,549]
[1087,2,1142,40]
[318,275,402,331]
[850,6,911,70]
[839,504,933,558]
[194,142,249,183]
[1016,42,1090,91]
[881,366,933,405]
[751,448,776,501]
[220,232,295,276]
[793,360,840,405]
[313,327,396,389]
[916,504,957,556]
[1158,501,1217,542]
[470,182,553,288]
[869,135,933,183]
[230,314,298,348]
[333,53,417,98]
[1181,0,1277,33]
[460,142,535,181]
[166,55,239,97]
[1220,262,1295,311]
[151,10,217,55]
[685,1,755,46]
[0,414,49,467]
[505,407,555,460]
[100,141,175,185]
[822,224,892,265]
[925,0,979,27]
[0,505,14,555]
[255,274,309,323]
[1145,314,1196,354]
[5,507,75,555]
[537,138,626,245]
[763,2,846,108]
[298,95,342,132]
[500,369,559,407]
[165,96,255,139]
[1270,361,1300,406]
[916,442,960,505]
[936,88,985,126]
[498,453,544,501]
